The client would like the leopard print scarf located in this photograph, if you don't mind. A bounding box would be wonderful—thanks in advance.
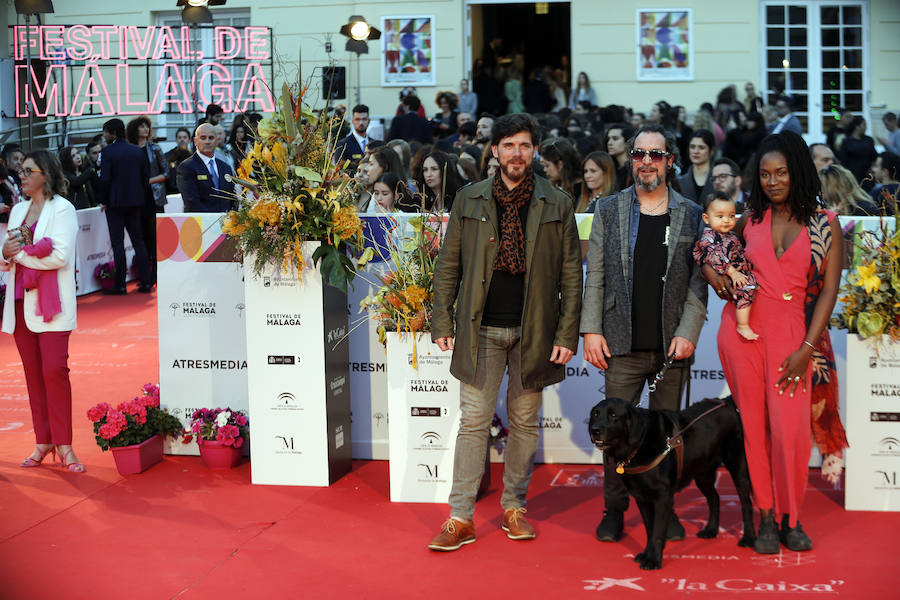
[492,171,534,274]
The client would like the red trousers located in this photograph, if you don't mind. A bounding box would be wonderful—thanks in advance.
[718,298,811,528]
[12,301,73,445]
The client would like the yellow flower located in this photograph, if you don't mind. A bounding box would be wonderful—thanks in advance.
[248,198,281,227]
[403,285,428,311]
[283,239,305,278]
[856,262,882,294]
[332,205,362,241]
[238,155,254,179]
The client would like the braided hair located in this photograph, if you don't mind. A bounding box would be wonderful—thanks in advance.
[748,131,821,224]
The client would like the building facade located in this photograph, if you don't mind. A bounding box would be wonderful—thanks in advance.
[1,0,897,147]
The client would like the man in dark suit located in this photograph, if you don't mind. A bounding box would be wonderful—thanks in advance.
[97,118,153,294]
[388,95,432,144]
[334,104,370,169]
[176,123,235,213]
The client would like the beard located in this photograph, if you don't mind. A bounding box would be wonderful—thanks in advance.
[499,156,531,184]
[634,168,665,192]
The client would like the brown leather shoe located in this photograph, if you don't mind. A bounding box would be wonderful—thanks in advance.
[502,507,536,540]
[428,518,475,551]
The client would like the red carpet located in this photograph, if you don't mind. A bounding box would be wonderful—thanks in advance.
[1,287,898,599]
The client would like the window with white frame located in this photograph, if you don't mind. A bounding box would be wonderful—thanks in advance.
[761,1,868,141]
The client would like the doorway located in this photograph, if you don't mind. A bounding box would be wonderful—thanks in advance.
[466,2,571,115]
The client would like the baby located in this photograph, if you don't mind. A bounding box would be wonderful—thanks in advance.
[693,191,758,340]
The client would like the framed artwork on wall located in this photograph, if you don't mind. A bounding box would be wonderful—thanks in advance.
[382,15,435,87]
[636,9,694,81]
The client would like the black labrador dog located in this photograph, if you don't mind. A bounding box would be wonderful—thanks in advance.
[588,396,755,570]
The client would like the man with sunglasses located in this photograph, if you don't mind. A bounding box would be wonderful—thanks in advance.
[581,123,708,544]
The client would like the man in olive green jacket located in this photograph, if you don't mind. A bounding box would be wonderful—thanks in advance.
[428,114,583,551]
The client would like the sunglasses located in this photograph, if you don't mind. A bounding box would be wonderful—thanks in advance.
[22,167,43,177]
[630,149,670,162]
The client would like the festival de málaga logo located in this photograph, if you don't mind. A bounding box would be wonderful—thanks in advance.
[266,313,302,326]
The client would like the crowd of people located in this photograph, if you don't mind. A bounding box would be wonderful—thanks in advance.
[331,79,897,221]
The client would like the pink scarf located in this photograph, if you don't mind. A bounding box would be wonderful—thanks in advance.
[20,237,62,323]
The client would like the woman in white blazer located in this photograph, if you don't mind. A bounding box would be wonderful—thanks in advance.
[1,150,82,472]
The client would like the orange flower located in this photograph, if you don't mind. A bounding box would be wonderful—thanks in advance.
[332,205,362,241]
[386,293,404,310]
[381,271,396,285]
[248,198,281,226]
[402,285,428,311]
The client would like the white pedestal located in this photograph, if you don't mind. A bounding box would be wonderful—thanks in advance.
[156,213,247,455]
[244,243,351,486]
[387,332,460,502]
[844,335,900,511]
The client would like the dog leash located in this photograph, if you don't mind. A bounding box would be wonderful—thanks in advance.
[647,352,676,393]
[617,401,727,481]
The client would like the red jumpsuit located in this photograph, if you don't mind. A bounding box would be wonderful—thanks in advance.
[718,208,815,528]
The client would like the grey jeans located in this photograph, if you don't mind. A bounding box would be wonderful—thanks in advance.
[448,326,543,521]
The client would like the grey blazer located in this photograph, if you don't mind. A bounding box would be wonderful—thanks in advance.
[580,186,708,356]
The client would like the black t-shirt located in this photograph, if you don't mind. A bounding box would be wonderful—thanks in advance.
[631,212,670,352]
[482,201,529,327]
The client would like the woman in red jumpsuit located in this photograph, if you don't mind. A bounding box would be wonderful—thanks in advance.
[706,131,844,554]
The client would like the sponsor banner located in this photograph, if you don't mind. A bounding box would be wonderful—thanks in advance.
[845,336,900,511]
[74,206,135,295]
[156,213,247,455]
[244,243,350,486]
[386,333,460,502]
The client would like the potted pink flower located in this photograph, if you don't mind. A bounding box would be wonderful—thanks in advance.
[87,383,184,474]
[93,261,116,291]
[184,407,249,470]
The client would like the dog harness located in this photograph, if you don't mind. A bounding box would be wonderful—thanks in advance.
[616,401,727,481]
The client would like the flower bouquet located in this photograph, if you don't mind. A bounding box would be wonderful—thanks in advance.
[832,212,900,342]
[359,215,443,346]
[184,408,249,470]
[220,84,365,292]
[87,383,183,474]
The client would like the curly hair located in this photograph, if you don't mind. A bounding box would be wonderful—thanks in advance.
[434,91,459,111]
[125,115,153,144]
[748,131,820,224]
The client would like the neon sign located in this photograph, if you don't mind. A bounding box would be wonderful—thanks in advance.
[14,25,276,117]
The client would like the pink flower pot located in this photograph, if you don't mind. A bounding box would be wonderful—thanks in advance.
[110,434,163,475]
[99,278,115,291]
[198,439,242,470]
